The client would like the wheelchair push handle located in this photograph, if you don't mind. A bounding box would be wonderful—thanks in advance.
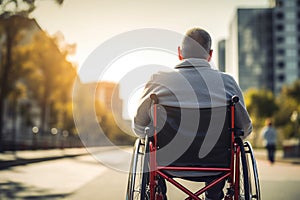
[150,93,159,104]
[150,93,239,105]
[231,95,239,105]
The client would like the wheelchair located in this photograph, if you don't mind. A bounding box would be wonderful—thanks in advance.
[127,94,260,200]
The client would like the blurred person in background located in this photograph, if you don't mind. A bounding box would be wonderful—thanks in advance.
[262,118,277,165]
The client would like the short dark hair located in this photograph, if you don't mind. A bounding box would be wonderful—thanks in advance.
[181,28,212,59]
[265,118,272,126]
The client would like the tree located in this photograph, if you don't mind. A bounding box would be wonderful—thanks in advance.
[275,80,300,139]
[0,0,64,15]
[24,31,77,135]
[0,15,32,151]
[245,88,278,125]
[0,0,64,151]
[244,88,278,146]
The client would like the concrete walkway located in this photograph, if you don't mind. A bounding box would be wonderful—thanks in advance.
[1,147,300,170]
[0,148,90,170]
[254,148,300,164]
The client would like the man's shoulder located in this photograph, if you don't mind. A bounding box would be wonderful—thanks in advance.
[219,71,234,79]
[151,69,177,79]
[216,71,238,85]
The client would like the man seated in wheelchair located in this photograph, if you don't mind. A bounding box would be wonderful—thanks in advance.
[133,28,252,200]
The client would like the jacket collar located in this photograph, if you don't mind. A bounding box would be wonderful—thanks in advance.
[175,58,211,69]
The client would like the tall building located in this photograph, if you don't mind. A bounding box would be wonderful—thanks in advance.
[271,0,300,94]
[82,81,124,120]
[225,0,300,94]
[217,40,226,72]
[226,8,274,92]
[96,81,133,134]
[96,81,123,116]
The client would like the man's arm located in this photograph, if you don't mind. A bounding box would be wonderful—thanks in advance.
[133,95,152,137]
[232,81,253,139]
[235,101,253,139]
[133,76,158,137]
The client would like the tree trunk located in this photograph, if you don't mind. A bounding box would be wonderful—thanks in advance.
[0,24,13,152]
[0,97,4,152]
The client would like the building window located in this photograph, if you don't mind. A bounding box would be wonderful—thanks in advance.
[277,49,285,55]
[276,12,284,19]
[277,0,284,7]
[277,36,285,43]
[278,61,285,69]
[276,24,284,31]
[278,74,285,82]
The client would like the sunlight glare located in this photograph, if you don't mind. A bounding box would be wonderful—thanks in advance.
[100,49,178,119]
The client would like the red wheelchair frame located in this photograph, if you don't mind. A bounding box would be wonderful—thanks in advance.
[148,94,244,200]
[127,94,260,200]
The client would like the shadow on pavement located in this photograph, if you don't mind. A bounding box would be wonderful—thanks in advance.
[0,154,85,170]
[0,181,68,200]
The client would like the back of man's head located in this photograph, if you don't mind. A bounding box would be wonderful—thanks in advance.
[181,28,212,59]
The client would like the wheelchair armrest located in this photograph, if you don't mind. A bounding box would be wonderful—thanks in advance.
[144,127,150,135]
[150,93,159,104]
[230,128,244,137]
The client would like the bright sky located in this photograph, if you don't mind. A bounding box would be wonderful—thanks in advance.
[32,0,269,69]
[31,0,270,119]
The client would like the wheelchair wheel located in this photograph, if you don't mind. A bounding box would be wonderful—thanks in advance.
[235,138,250,200]
[244,141,261,200]
[126,137,149,200]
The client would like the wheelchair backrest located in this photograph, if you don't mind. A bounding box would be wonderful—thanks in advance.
[154,105,231,168]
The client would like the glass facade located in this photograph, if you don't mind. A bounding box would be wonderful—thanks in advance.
[273,0,299,94]
[225,0,300,94]
[217,40,226,72]
[227,8,273,92]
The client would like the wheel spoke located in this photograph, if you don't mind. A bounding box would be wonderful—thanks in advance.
[127,138,150,200]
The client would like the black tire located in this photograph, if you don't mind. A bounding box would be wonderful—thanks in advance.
[141,137,150,200]
[126,137,149,200]
[244,141,261,200]
[235,138,250,200]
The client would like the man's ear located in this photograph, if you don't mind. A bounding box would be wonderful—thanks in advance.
[207,49,213,62]
[178,46,183,60]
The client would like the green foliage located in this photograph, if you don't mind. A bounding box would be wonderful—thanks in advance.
[0,0,64,15]
[23,31,77,134]
[0,0,65,151]
[244,88,278,127]
[274,80,300,139]
[281,80,300,104]
[244,80,300,140]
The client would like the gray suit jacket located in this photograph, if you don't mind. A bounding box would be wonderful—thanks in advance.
[133,58,252,139]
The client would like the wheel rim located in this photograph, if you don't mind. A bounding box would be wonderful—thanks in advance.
[235,138,250,200]
[126,137,151,200]
[244,142,261,200]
